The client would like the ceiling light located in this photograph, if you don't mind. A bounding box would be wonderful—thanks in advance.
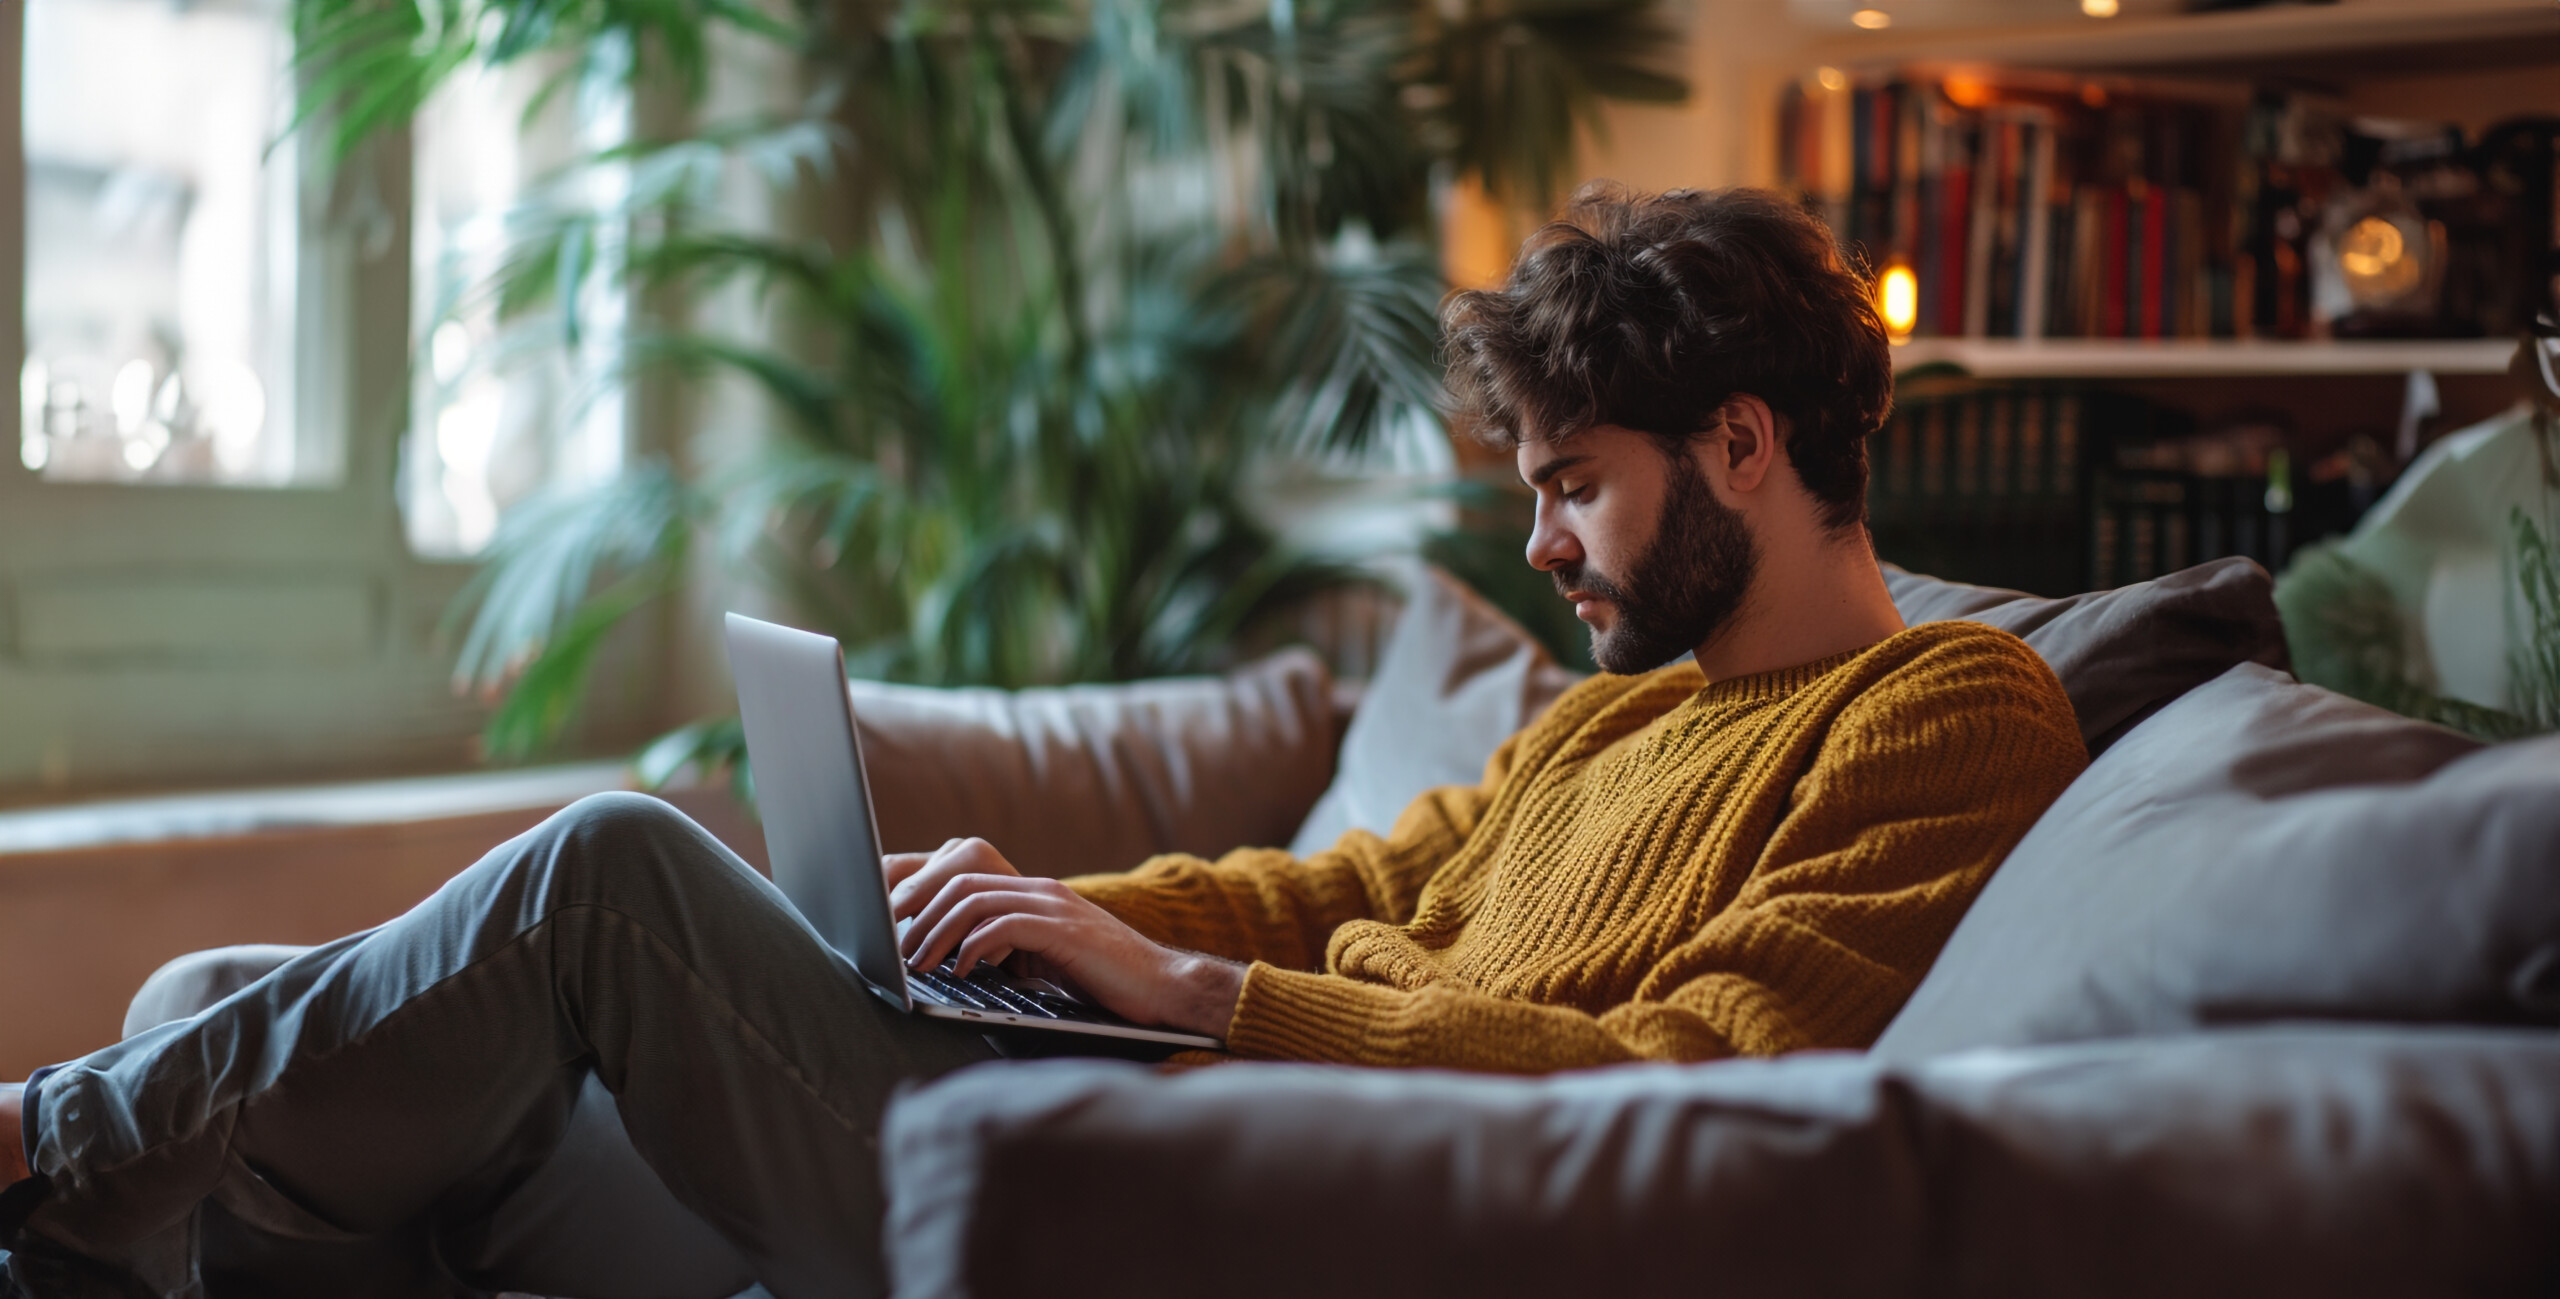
[1817,66,1848,91]
[2082,0,2119,16]
[1851,8,1892,28]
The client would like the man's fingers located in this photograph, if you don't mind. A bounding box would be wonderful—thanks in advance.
[905,887,1066,973]
[902,871,1062,955]
[881,852,933,891]
[886,837,1018,921]
[907,885,1061,970]
[953,914,1054,976]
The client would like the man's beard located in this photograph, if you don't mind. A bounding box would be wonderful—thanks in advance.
[1555,452,1761,675]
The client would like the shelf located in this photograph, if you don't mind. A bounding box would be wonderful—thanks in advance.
[1890,337,2523,379]
[1812,0,2560,77]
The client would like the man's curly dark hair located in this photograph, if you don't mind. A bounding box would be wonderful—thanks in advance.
[1441,183,1893,533]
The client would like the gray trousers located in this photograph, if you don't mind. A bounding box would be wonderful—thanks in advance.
[17,793,1002,1299]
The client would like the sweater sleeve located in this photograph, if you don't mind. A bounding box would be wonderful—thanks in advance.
[1220,633,2089,1072]
[1063,733,1524,972]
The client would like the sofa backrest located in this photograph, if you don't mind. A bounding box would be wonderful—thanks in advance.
[851,648,1338,879]
[1883,554,2292,753]
[1874,662,2560,1061]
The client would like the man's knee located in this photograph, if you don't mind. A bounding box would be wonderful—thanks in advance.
[125,945,311,1038]
[552,791,700,845]
[527,792,752,905]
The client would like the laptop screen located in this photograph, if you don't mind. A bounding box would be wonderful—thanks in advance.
[723,613,912,1007]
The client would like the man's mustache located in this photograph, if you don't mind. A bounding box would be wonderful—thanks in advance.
[1555,563,1628,602]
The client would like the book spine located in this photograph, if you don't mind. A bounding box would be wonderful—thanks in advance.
[2103,188,2130,339]
[1822,79,1854,237]
[2140,184,2167,339]
[1894,84,1923,260]
[1778,84,1803,192]
[2177,188,2208,338]
[2074,186,2103,338]
[1852,85,1873,250]
[1989,117,2021,338]
[1941,126,1974,337]
[1964,118,1998,338]
[2019,389,2047,494]
[2020,117,2056,340]
[1986,390,2014,497]
[1955,399,1982,496]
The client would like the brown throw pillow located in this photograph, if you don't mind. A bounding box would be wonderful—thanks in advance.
[851,649,1337,880]
[1884,555,2292,753]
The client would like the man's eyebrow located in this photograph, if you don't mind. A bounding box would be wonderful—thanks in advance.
[1525,453,1593,488]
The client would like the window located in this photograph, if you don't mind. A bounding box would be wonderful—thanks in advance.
[19,0,308,485]
[404,56,631,558]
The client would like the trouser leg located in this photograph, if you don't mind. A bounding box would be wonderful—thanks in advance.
[119,946,763,1299]
[19,792,996,1299]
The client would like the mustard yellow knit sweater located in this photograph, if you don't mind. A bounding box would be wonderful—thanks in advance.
[1068,619,2087,1073]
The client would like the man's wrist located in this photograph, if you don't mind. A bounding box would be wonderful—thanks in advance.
[1164,952,1247,1039]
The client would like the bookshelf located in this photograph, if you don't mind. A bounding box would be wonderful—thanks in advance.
[1892,337,2522,380]
[1806,0,2560,78]
[1773,0,2558,596]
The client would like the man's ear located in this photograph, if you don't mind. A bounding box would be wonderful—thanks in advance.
[1715,395,1783,494]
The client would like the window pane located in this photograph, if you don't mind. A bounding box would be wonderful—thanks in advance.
[404,60,628,558]
[20,0,306,486]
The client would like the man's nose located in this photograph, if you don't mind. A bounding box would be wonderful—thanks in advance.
[1525,499,1581,573]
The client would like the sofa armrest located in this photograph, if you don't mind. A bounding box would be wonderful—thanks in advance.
[883,1026,2560,1298]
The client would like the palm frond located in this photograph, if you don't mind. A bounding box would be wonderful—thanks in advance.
[1419,0,1687,208]
[1220,239,1444,456]
[448,461,693,695]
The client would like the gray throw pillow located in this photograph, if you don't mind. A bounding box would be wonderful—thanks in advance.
[1884,555,2290,752]
[1872,663,2560,1062]
[1288,564,1582,856]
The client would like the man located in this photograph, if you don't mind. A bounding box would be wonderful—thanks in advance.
[0,185,2085,1298]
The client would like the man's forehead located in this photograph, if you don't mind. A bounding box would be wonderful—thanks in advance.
[1516,424,1637,483]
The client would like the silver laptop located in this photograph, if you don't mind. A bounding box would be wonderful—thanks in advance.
[724,612,1222,1050]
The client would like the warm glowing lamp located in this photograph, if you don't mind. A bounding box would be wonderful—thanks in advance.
[1878,261,1918,342]
[2081,0,2119,16]
[1942,73,1993,109]
[1851,8,1892,29]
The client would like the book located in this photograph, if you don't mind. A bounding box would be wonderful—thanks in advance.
[2019,116,2057,340]
[2102,187,2131,339]
[1940,118,1975,337]
[2140,183,2167,339]
[1964,116,1999,337]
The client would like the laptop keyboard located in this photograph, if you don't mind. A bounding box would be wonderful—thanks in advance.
[910,960,1101,1022]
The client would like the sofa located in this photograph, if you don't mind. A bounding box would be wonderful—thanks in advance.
[125,558,2560,1297]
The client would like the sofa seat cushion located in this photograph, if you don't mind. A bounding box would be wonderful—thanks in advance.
[1874,662,2560,1061]
[883,1025,2560,1299]
[1884,554,2290,752]
[850,649,1338,880]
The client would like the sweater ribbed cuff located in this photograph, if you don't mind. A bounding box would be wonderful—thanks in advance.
[1222,963,1416,1064]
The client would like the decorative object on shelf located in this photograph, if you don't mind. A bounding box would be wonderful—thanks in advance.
[2315,177,2445,334]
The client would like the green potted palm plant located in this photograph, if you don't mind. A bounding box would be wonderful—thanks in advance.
[290,0,1684,788]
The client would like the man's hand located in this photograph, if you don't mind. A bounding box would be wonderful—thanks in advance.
[883,838,1244,1039]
